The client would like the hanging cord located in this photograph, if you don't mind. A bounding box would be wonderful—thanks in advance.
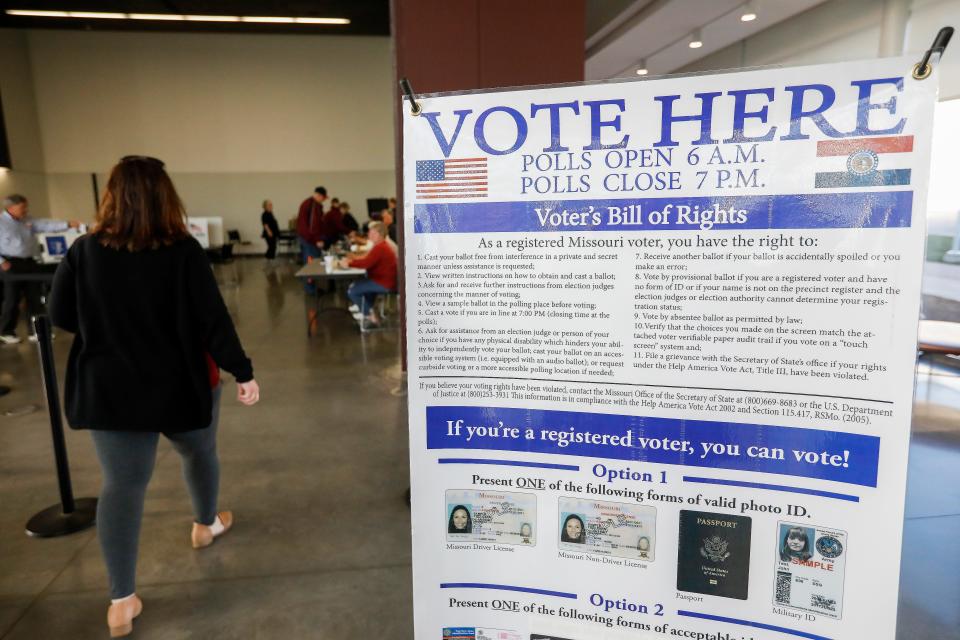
[913,26,953,80]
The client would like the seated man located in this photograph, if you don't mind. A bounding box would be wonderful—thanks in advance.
[341,221,397,327]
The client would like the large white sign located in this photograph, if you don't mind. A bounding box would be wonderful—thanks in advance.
[404,57,937,640]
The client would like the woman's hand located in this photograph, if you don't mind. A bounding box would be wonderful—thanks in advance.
[237,380,260,406]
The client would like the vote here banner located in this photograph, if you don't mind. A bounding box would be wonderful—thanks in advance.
[404,55,937,640]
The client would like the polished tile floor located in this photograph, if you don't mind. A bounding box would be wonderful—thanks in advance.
[0,259,957,639]
[0,259,411,639]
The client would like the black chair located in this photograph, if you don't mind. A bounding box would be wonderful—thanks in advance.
[227,230,252,250]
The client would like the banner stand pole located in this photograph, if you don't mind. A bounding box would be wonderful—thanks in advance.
[25,315,97,538]
[913,26,953,79]
[399,77,422,115]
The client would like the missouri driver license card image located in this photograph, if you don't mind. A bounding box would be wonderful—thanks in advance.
[557,497,657,561]
[445,490,537,545]
[773,522,847,619]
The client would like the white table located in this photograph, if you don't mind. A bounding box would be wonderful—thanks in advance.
[293,263,366,336]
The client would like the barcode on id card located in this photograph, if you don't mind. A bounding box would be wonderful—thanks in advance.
[775,571,792,604]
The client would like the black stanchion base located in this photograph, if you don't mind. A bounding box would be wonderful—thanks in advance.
[0,385,10,397]
[25,498,98,538]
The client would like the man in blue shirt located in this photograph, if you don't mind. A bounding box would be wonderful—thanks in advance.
[0,194,78,344]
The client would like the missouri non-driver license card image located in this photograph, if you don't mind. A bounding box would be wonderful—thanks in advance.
[773,522,847,619]
[445,489,537,545]
[557,497,657,560]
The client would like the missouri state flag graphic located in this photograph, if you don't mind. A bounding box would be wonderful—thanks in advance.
[814,135,913,188]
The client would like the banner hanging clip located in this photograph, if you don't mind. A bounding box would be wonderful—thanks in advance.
[913,26,953,80]
[400,78,422,116]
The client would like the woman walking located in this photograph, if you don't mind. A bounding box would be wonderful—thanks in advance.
[261,199,279,260]
[50,156,259,637]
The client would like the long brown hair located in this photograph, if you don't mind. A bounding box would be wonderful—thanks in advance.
[93,156,189,251]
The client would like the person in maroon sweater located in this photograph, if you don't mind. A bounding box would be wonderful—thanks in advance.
[296,186,327,293]
[341,221,397,327]
[323,197,350,248]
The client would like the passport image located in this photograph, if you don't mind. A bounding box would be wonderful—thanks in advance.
[676,510,752,600]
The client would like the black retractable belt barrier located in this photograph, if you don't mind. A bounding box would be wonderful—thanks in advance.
[25,315,97,538]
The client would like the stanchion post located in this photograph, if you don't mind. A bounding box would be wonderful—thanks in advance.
[25,315,97,538]
[36,315,75,512]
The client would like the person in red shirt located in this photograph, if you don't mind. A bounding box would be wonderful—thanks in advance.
[296,186,327,293]
[341,221,397,327]
[323,197,350,248]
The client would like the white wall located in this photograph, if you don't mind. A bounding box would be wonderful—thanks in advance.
[27,30,394,173]
[11,29,396,248]
[0,30,50,217]
[677,0,960,100]
[42,168,395,249]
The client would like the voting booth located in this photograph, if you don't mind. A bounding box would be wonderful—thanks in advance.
[36,230,83,264]
[187,216,225,249]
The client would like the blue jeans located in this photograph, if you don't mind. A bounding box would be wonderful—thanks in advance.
[347,279,390,315]
[298,238,323,293]
[91,384,222,598]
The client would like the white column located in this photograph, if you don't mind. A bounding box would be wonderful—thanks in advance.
[878,0,910,57]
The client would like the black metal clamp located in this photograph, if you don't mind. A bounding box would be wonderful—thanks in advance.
[399,77,422,116]
[913,26,953,80]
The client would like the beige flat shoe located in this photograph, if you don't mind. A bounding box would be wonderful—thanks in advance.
[191,511,233,549]
[107,595,142,638]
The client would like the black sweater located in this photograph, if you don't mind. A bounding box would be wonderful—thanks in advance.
[50,235,253,432]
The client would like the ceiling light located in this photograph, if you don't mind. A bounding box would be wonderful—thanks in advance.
[69,11,125,19]
[295,17,350,24]
[6,9,70,17]
[129,13,186,21]
[740,2,757,22]
[636,59,648,76]
[6,9,350,25]
[185,15,240,22]
[241,16,296,23]
[688,29,703,49]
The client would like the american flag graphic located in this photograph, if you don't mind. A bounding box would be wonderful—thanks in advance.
[416,157,488,199]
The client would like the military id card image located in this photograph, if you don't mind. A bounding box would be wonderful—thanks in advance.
[676,510,752,600]
[445,489,537,545]
[557,497,656,561]
[773,522,847,619]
